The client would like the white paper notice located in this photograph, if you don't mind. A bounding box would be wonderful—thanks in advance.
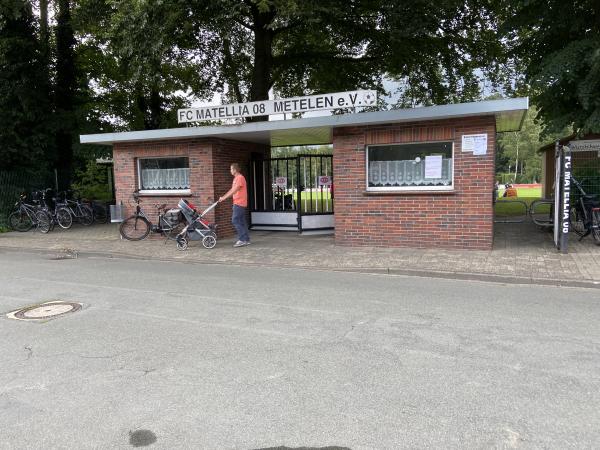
[462,134,488,155]
[425,155,443,179]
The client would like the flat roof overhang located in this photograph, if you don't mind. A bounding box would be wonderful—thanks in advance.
[80,97,528,147]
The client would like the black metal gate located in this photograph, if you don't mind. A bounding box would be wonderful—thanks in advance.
[250,155,334,232]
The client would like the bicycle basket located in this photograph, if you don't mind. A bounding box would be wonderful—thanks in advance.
[164,208,183,226]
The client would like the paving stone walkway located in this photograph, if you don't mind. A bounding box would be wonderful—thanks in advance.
[1,221,599,287]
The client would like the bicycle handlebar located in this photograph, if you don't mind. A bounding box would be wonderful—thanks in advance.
[571,176,588,196]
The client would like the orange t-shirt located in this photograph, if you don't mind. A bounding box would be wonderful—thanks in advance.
[232,173,248,207]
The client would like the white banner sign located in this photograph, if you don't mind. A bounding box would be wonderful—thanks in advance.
[569,140,600,152]
[274,177,287,188]
[462,134,488,155]
[177,90,377,123]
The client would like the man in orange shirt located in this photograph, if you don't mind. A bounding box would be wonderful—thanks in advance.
[218,163,250,247]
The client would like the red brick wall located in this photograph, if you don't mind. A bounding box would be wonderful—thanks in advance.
[333,116,497,250]
[211,139,269,237]
[113,138,268,239]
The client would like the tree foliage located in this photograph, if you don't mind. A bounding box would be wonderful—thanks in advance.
[190,0,505,113]
[75,0,217,130]
[0,0,53,171]
[499,0,600,134]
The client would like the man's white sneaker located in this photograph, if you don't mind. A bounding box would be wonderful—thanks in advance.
[233,240,245,247]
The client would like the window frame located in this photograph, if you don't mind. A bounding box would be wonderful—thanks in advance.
[365,140,455,192]
[137,156,192,195]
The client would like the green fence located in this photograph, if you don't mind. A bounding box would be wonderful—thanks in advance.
[0,170,53,228]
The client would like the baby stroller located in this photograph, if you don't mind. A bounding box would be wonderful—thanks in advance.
[175,199,218,251]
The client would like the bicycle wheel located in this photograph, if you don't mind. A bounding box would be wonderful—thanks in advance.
[569,205,585,237]
[35,210,52,234]
[119,215,151,240]
[176,237,188,251]
[92,202,108,224]
[8,211,33,232]
[79,205,94,226]
[592,210,600,244]
[56,207,73,229]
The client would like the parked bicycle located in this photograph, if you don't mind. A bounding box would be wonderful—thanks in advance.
[7,193,52,233]
[58,190,94,226]
[88,200,109,224]
[570,177,600,243]
[35,188,73,230]
[119,191,184,241]
[529,177,600,243]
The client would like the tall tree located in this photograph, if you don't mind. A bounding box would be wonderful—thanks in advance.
[0,0,53,171]
[75,0,216,130]
[499,0,600,134]
[191,0,505,118]
[55,0,77,187]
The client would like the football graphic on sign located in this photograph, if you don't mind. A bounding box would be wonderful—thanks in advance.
[362,92,376,105]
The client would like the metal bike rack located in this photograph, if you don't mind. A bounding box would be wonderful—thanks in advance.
[493,199,530,223]
[529,199,555,227]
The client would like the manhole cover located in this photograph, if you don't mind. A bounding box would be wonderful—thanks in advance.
[6,301,83,321]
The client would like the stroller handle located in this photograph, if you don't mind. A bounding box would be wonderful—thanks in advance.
[200,201,219,217]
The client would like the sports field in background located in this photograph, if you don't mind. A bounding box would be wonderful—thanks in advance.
[495,184,543,217]
[497,186,542,198]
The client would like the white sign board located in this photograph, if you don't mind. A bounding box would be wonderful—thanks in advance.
[462,134,488,155]
[424,155,443,179]
[317,176,332,187]
[177,90,377,123]
[275,177,287,188]
[569,140,600,152]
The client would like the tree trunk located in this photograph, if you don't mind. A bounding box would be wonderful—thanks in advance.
[55,0,77,189]
[39,0,48,59]
[147,87,162,130]
[514,137,519,183]
[222,37,244,104]
[247,3,275,122]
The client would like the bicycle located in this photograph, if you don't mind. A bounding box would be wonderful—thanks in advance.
[119,192,184,241]
[7,193,52,233]
[35,188,73,230]
[58,191,94,226]
[529,178,600,244]
[570,177,600,243]
[89,200,109,224]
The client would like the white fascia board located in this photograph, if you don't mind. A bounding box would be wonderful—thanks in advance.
[80,97,529,146]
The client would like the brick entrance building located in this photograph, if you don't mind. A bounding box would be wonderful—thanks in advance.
[81,97,528,250]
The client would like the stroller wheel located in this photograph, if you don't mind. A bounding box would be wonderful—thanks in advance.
[176,237,188,251]
[202,233,217,249]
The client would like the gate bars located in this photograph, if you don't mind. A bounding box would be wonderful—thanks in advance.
[251,155,334,215]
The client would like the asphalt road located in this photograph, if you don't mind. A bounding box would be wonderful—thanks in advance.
[1,249,599,449]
